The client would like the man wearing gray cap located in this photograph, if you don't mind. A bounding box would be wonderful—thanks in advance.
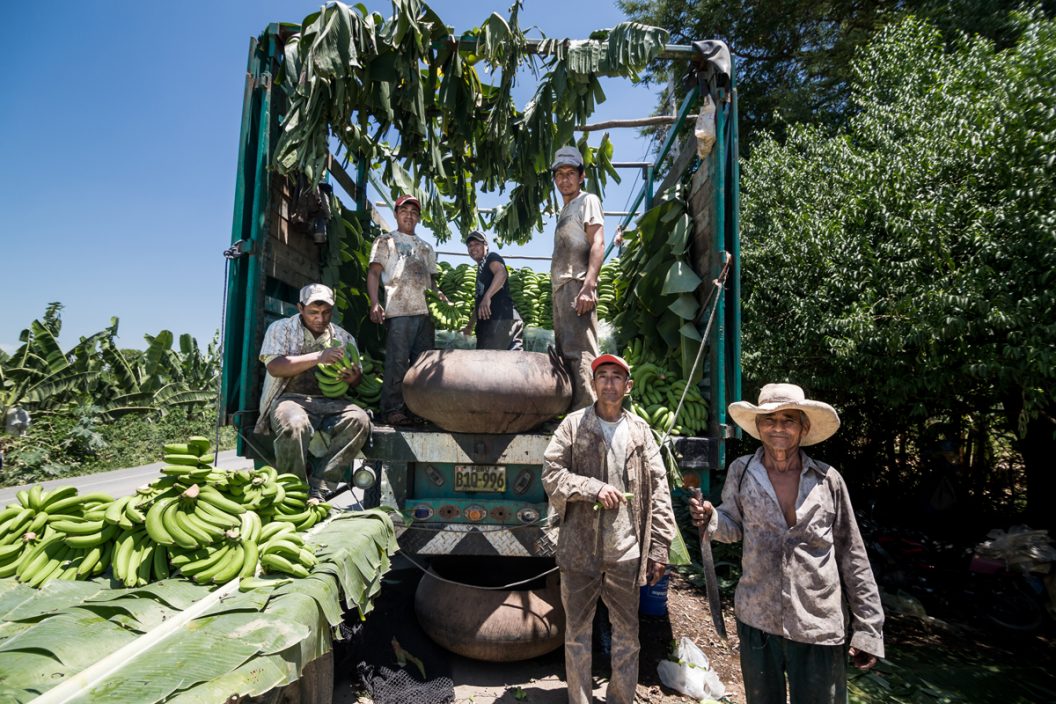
[551,146,604,410]
[462,230,524,350]
[256,283,371,496]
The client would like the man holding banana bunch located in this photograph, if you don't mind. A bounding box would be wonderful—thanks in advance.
[256,283,371,497]
[542,353,676,704]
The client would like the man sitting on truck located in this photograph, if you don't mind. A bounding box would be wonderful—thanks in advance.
[367,194,447,426]
[255,283,371,497]
[542,353,676,704]
[461,229,524,350]
[550,146,605,411]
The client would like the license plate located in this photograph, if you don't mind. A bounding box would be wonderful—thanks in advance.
[454,465,506,492]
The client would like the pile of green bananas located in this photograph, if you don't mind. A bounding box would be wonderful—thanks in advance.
[506,267,554,329]
[506,267,540,326]
[624,339,709,437]
[0,453,331,588]
[432,262,477,330]
[315,341,362,397]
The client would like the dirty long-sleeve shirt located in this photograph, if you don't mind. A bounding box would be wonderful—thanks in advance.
[542,406,676,585]
[707,448,885,658]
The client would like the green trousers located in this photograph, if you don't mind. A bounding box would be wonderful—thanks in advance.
[737,620,847,704]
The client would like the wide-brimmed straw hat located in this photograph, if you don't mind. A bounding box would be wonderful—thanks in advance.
[728,383,840,446]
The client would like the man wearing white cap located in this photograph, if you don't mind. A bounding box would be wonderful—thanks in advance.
[550,146,605,411]
[367,194,444,425]
[256,283,370,496]
[543,353,676,704]
[689,384,884,704]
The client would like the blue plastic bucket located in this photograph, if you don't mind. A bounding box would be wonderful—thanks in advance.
[639,571,671,617]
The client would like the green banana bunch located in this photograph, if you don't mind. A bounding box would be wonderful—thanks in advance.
[624,348,710,437]
[507,267,538,326]
[162,434,214,468]
[596,261,619,322]
[315,340,361,398]
[258,525,317,579]
[226,465,285,512]
[426,289,468,331]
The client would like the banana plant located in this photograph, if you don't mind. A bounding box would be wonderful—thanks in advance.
[272,1,669,245]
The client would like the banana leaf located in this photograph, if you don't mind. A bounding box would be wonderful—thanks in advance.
[0,510,397,703]
[661,261,703,296]
[667,294,700,320]
[668,523,691,566]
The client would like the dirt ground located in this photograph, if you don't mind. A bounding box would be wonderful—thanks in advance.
[332,565,744,703]
[332,556,1056,704]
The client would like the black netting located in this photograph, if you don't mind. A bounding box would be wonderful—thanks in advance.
[358,664,454,704]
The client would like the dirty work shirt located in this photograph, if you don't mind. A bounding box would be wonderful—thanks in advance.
[369,230,438,318]
[706,449,885,659]
[255,314,357,434]
[551,191,604,288]
[542,405,675,586]
[551,191,603,410]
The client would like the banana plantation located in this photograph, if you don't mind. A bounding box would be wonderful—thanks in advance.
[0,303,224,486]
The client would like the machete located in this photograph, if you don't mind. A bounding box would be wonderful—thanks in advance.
[692,488,727,639]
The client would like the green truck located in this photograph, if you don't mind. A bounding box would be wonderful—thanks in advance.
[221,6,740,662]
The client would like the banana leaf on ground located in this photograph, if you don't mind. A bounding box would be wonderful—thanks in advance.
[0,509,397,703]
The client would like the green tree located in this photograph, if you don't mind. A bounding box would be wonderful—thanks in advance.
[739,13,1056,524]
[617,0,1055,146]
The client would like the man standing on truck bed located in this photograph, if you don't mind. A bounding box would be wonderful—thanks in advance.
[367,194,445,426]
[551,146,605,410]
[543,353,676,704]
[461,229,524,350]
[256,283,371,496]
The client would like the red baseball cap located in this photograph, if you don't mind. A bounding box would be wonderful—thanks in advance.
[591,354,631,376]
[394,194,420,210]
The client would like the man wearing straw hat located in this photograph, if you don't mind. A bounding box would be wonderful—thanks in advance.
[689,383,884,704]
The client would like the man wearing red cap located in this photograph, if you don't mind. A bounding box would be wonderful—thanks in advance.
[367,195,445,425]
[543,353,676,704]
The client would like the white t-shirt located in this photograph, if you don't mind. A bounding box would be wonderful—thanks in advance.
[597,414,640,562]
[369,230,438,317]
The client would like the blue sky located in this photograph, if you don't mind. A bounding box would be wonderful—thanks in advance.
[0,1,673,352]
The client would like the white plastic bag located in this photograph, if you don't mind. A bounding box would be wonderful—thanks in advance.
[657,636,726,700]
[695,95,717,158]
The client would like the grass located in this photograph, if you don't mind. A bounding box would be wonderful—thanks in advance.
[0,406,237,488]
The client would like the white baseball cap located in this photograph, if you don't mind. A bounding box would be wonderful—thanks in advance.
[299,283,335,306]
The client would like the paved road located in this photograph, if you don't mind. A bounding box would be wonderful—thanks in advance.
[0,450,256,506]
